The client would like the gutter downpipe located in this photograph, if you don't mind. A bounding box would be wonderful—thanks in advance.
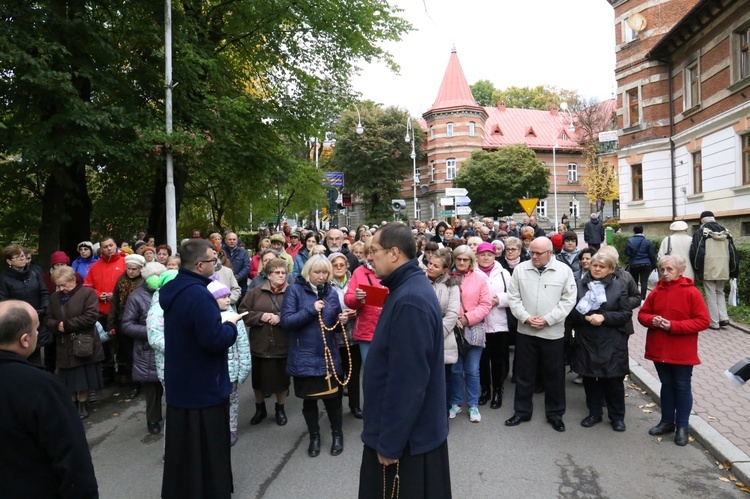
[668,60,677,221]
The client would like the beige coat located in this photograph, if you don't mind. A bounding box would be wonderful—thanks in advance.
[657,232,695,280]
[432,274,460,365]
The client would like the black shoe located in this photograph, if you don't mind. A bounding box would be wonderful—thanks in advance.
[129,386,141,399]
[674,427,689,446]
[275,403,287,426]
[331,432,344,456]
[308,433,321,457]
[611,420,626,432]
[250,402,267,425]
[548,419,565,432]
[580,415,602,427]
[648,421,676,436]
[147,421,162,434]
[720,320,730,328]
[505,415,530,426]
[490,388,503,409]
[78,401,89,420]
[351,407,363,419]
[478,388,490,406]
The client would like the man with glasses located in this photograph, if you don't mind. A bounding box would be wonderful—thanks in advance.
[159,239,243,498]
[505,237,577,432]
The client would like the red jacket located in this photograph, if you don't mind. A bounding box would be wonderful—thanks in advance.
[344,264,384,342]
[638,276,709,366]
[83,252,126,315]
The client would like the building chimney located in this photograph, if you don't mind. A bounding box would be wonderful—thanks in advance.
[550,105,558,116]
[497,101,506,111]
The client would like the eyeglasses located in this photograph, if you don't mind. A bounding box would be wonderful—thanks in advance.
[270,270,287,275]
[11,254,27,260]
[530,251,551,257]
[505,247,519,252]
[455,257,472,262]
[199,258,218,265]
[332,263,347,269]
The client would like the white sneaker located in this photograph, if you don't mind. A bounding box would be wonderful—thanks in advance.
[449,404,462,419]
[469,406,481,423]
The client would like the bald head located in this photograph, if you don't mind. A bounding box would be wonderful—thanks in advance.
[529,237,553,268]
[0,300,38,356]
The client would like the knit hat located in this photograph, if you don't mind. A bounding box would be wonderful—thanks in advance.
[550,233,563,251]
[207,280,231,299]
[50,251,70,266]
[476,242,496,255]
[270,234,286,244]
[77,241,94,251]
[124,254,146,268]
[290,232,300,238]
[700,211,714,220]
[132,241,146,253]
[120,246,134,255]
[670,221,689,232]
[328,252,347,263]
[142,246,156,255]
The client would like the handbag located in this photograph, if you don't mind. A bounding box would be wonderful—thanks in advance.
[71,333,94,358]
[453,325,470,357]
[458,286,486,348]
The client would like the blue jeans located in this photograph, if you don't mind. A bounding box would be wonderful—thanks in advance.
[451,345,483,407]
[359,341,371,365]
[654,362,693,428]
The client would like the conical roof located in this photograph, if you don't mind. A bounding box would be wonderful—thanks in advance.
[429,48,482,112]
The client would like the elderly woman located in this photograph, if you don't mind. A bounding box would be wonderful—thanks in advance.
[638,254,709,446]
[280,256,349,457]
[449,245,492,423]
[466,236,482,255]
[0,245,50,366]
[570,251,633,431]
[498,237,529,276]
[46,266,104,419]
[329,252,361,418]
[427,248,460,412]
[155,245,172,266]
[122,262,167,434]
[293,232,319,278]
[142,246,157,263]
[475,242,513,409]
[240,258,292,427]
[344,239,384,366]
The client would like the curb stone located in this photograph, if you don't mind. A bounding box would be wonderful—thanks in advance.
[629,357,750,485]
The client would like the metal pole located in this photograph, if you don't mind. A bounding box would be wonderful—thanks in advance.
[314,137,320,230]
[552,138,558,230]
[164,0,177,250]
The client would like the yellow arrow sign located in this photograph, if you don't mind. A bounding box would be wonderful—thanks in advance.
[518,198,539,217]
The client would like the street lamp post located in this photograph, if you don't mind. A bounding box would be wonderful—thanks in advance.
[552,102,576,229]
[405,117,418,220]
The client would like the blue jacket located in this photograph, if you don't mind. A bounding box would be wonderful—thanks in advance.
[280,277,342,377]
[225,246,250,292]
[159,268,237,409]
[361,259,447,459]
[71,255,99,280]
[625,234,656,268]
[293,249,309,278]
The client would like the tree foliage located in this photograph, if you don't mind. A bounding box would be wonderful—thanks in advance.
[328,103,423,222]
[454,145,549,217]
[575,98,619,212]
[470,80,496,107]
[490,85,582,111]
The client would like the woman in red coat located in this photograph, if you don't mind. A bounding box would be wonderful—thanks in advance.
[343,239,384,365]
[637,254,709,446]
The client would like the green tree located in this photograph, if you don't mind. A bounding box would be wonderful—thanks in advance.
[328,103,424,223]
[490,85,582,110]
[454,145,549,217]
[470,80,496,107]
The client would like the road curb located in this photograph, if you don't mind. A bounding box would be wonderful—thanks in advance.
[629,357,750,485]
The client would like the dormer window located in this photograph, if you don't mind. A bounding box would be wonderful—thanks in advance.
[492,125,503,135]
[526,127,536,137]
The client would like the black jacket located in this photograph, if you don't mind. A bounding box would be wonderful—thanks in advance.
[569,274,632,378]
[584,218,605,245]
[0,350,99,498]
[0,266,51,348]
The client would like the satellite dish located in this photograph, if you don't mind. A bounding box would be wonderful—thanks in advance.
[628,13,647,32]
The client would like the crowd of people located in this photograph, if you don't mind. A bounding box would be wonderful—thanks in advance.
[0,210,736,498]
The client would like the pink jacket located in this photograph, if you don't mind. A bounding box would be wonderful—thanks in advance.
[457,270,492,326]
[344,264,383,342]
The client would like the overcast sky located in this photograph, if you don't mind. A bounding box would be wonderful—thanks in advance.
[352,0,617,117]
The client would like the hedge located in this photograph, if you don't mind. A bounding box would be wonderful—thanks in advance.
[611,232,750,305]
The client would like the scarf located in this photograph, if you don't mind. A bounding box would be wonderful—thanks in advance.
[575,280,608,314]
[115,274,141,311]
[272,282,286,295]
[477,264,493,277]
[505,256,521,269]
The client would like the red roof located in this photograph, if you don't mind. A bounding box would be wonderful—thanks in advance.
[483,106,580,151]
[430,49,483,111]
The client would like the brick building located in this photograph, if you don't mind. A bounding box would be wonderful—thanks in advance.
[608,0,750,236]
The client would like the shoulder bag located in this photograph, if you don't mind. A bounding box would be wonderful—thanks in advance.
[458,284,486,348]
[59,296,94,358]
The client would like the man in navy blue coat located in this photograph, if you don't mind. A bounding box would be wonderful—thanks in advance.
[159,239,241,499]
[359,223,451,498]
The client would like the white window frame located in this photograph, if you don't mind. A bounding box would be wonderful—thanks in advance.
[685,59,700,110]
[430,126,435,139]
[568,163,578,183]
[623,19,637,43]
[446,122,454,138]
[569,200,580,217]
[469,122,476,137]
[430,161,435,182]
[446,159,456,180]
[536,199,547,217]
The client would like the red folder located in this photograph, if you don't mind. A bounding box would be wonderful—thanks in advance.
[360,284,389,308]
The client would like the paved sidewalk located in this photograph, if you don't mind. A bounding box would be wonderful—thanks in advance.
[628,312,750,483]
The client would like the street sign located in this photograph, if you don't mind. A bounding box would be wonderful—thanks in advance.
[324,172,344,187]
[441,210,455,217]
[456,206,472,215]
[518,198,539,216]
[454,196,471,206]
[445,187,468,197]
[440,197,454,206]
[347,211,358,216]
[598,130,618,142]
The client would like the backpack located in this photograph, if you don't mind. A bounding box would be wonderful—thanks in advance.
[695,227,739,280]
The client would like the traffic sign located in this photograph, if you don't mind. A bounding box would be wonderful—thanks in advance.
[518,198,539,216]
[445,187,468,197]
[456,206,472,215]
[440,197,454,206]
[454,196,471,206]
[441,210,455,217]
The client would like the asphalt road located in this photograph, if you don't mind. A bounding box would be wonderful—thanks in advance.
[85,370,744,498]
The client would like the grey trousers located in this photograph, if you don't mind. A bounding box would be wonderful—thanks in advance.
[703,279,728,327]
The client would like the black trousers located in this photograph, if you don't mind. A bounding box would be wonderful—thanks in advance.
[513,334,566,420]
[479,332,511,392]
[141,381,164,424]
[302,397,343,434]
[582,376,625,422]
[340,343,362,410]
[629,265,651,300]
[359,441,452,499]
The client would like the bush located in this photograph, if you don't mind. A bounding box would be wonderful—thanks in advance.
[603,217,620,233]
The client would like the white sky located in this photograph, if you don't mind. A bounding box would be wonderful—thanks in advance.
[353,0,617,117]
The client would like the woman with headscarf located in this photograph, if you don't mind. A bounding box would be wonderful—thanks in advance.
[280,255,349,457]
[71,241,99,280]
